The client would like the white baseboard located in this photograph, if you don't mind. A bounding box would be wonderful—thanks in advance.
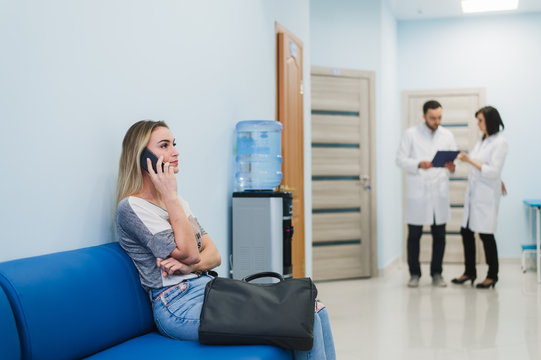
[378,256,403,277]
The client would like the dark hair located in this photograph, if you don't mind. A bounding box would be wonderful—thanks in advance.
[423,100,442,114]
[475,106,504,138]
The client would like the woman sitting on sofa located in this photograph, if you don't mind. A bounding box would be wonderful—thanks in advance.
[115,120,336,360]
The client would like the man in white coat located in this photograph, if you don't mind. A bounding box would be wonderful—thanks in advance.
[396,100,457,287]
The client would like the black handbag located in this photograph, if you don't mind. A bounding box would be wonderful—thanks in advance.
[198,272,318,350]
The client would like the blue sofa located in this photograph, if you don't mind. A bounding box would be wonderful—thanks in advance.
[0,243,293,360]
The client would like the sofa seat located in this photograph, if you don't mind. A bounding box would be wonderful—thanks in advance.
[86,332,291,359]
[0,243,293,360]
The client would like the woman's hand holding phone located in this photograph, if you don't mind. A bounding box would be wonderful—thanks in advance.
[146,156,178,202]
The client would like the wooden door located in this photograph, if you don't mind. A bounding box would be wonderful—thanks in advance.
[311,67,376,280]
[402,88,486,264]
[276,23,305,277]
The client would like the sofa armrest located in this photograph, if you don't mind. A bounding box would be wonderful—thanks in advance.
[0,243,154,359]
[0,282,21,360]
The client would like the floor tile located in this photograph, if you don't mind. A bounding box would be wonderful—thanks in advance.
[316,262,541,360]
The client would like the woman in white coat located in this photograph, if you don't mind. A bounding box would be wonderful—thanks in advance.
[452,106,508,289]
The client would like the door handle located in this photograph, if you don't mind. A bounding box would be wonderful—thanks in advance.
[360,175,371,190]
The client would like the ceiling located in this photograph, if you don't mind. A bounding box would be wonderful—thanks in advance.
[388,0,541,20]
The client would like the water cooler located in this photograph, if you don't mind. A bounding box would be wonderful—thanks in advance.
[231,191,293,281]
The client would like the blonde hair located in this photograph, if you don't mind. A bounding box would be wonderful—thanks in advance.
[116,120,168,206]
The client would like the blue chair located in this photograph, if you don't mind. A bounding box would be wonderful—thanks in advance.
[521,244,537,273]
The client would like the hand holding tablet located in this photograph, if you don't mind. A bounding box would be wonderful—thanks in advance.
[431,151,460,167]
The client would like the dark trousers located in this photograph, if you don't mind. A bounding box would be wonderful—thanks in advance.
[460,227,499,281]
[407,223,446,277]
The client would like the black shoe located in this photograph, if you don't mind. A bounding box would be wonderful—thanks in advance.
[476,278,497,289]
[451,274,476,286]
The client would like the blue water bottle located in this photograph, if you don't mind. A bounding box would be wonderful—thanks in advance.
[235,120,283,191]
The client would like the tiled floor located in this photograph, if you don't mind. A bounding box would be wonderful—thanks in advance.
[316,262,541,360]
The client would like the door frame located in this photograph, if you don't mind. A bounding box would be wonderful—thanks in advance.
[311,66,378,278]
[275,22,306,277]
[401,87,486,263]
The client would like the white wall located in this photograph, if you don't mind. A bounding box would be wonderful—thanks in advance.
[0,0,311,276]
[398,12,541,257]
[311,0,402,269]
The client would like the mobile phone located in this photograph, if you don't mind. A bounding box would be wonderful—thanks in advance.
[140,148,164,173]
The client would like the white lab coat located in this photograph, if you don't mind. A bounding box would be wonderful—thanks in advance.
[462,133,508,234]
[396,123,457,225]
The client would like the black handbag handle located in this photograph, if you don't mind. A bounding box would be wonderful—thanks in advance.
[242,272,284,283]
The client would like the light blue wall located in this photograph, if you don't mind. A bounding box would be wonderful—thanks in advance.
[311,0,402,269]
[378,1,402,268]
[398,12,541,256]
[310,0,381,70]
[0,0,311,276]
[3,0,535,276]
[311,2,539,267]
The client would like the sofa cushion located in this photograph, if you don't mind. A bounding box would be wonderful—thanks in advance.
[0,284,21,359]
[85,332,293,359]
[0,243,154,360]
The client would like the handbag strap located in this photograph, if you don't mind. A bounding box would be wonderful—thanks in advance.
[242,272,284,282]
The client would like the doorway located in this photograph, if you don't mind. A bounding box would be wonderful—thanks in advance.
[401,88,486,264]
[276,22,305,277]
[311,66,377,280]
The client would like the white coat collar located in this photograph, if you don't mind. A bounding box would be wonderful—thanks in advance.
[419,122,438,137]
[482,132,500,144]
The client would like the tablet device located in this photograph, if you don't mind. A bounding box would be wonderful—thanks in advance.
[431,151,459,167]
